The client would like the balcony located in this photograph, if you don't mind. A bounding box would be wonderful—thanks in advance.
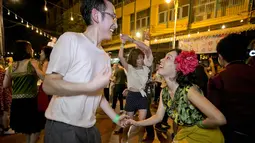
[192,0,248,23]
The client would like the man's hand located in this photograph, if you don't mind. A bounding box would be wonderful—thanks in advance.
[126,119,140,126]
[89,66,112,92]
[116,114,130,128]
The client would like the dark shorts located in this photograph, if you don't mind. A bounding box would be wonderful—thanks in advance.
[44,119,101,143]
[125,91,148,112]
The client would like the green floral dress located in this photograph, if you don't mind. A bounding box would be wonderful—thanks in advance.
[162,85,204,126]
[162,85,224,143]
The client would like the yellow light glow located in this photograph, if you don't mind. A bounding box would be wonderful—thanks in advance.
[44,6,48,11]
[136,32,141,38]
[165,0,171,3]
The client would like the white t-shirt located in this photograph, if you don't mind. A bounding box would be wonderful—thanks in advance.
[45,32,111,128]
[127,54,153,97]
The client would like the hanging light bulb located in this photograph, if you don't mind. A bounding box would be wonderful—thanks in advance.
[26,22,29,28]
[208,28,210,31]
[188,34,191,37]
[70,12,74,21]
[50,37,53,40]
[222,25,226,29]
[240,19,244,23]
[36,29,39,33]
[7,10,10,15]
[21,19,23,23]
[44,0,48,11]
[197,31,200,34]
[40,31,43,35]
[15,14,17,19]
[44,6,48,11]
[31,26,34,30]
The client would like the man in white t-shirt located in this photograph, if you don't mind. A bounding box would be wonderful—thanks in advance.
[43,0,128,143]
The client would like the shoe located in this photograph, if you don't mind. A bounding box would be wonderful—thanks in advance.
[4,128,15,135]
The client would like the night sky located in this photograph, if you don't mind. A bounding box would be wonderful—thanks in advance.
[3,0,59,54]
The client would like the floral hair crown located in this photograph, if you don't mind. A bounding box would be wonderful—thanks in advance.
[175,50,199,75]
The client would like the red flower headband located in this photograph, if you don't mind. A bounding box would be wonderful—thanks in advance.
[175,50,199,75]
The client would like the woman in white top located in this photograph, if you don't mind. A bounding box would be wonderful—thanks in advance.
[119,34,153,142]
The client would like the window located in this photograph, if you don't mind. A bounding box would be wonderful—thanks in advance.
[158,4,190,24]
[130,9,150,31]
[114,18,122,35]
[158,4,168,23]
[181,5,189,17]
[113,0,123,8]
[130,14,135,31]
[228,0,244,6]
[136,9,150,29]
[193,0,215,22]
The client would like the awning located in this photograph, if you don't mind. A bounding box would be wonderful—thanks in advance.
[104,24,255,52]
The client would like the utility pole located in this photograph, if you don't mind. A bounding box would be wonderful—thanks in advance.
[0,0,4,56]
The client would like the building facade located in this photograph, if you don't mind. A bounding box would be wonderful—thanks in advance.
[47,0,255,60]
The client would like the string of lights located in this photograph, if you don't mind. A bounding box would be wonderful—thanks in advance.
[43,0,82,22]
[3,5,54,40]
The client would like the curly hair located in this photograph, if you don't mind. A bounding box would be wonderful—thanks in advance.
[170,49,208,94]
[127,48,144,67]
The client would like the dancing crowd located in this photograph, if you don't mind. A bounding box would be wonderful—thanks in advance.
[1,0,255,143]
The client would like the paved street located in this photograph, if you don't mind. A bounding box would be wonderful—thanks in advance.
[0,104,173,143]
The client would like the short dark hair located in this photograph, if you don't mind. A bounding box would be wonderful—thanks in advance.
[41,46,53,61]
[217,34,250,63]
[13,40,32,61]
[127,48,144,67]
[80,0,112,26]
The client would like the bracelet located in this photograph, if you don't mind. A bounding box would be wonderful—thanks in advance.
[197,121,208,129]
[113,115,120,124]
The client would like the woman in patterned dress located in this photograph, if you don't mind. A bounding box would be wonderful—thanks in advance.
[127,49,226,143]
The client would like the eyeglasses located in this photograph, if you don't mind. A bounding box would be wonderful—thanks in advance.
[100,11,117,22]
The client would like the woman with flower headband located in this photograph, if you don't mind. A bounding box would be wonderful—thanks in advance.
[127,49,226,143]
